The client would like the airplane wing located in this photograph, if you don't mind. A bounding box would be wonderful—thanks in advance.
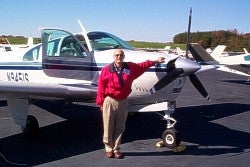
[225,64,250,75]
[0,81,97,102]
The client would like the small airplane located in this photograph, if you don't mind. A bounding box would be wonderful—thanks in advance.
[190,43,250,81]
[0,37,34,62]
[0,8,214,149]
[139,46,171,53]
[0,37,34,51]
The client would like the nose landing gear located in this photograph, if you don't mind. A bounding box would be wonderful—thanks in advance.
[158,101,181,149]
[162,128,181,149]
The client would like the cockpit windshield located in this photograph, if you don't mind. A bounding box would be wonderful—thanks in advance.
[87,31,134,51]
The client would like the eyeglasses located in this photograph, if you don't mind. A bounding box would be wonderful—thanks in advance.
[114,54,124,57]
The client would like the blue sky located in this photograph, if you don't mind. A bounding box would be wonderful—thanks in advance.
[0,0,249,42]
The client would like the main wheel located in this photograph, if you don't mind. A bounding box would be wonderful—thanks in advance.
[23,115,39,136]
[162,128,181,149]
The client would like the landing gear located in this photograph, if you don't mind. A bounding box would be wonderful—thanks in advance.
[162,128,181,149]
[161,101,181,149]
[23,115,39,136]
[7,98,39,136]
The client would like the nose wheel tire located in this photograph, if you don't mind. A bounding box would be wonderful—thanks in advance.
[162,128,181,149]
[23,115,39,136]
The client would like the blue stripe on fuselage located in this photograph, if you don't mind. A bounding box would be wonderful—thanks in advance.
[93,63,167,72]
[0,62,43,70]
[0,62,167,72]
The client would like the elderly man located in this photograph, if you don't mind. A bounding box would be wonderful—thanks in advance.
[96,49,165,159]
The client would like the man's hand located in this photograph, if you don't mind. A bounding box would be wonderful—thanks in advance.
[155,57,165,64]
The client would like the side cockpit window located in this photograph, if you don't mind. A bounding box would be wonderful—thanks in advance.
[23,44,41,61]
[75,34,89,51]
[60,36,83,57]
[42,29,88,59]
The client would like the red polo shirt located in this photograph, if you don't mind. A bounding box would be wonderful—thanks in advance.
[96,60,156,106]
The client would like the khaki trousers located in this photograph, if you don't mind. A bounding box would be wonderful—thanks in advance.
[102,96,128,152]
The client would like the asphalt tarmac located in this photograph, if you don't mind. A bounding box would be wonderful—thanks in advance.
[0,70,249,167]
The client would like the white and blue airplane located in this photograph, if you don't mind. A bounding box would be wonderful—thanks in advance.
[190,43,250,81]
[0,9,214,148]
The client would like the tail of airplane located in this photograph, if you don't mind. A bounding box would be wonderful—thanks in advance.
[189,43,219,65]
[175,47,186,56]
[243,48,249,54]
[210,45,226,58]
[164,45,170,50]
[27,37,34,46]
[176,47,181,55]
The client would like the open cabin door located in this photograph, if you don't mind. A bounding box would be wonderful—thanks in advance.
[41,29,93,81]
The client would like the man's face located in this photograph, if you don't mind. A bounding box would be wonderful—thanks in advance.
[113,49,125,65]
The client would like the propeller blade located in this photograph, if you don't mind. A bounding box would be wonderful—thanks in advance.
[166,58,177,73]
[185,8,210,101]
[189,74,210,101]
[150,68,183,94]
[185,7,192,58]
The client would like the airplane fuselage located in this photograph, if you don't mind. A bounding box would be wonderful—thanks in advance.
[0,49,186,106]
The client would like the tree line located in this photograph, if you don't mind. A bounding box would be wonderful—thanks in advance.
[173,29,250,52]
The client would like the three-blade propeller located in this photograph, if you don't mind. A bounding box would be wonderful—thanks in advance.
[150,8,210,101]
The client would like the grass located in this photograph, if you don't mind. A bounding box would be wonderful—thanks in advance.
[2,37,186,50]
[2,37,40,44]
[128,41,186,50]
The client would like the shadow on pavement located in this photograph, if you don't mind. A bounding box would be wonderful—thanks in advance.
[0,101,249,166]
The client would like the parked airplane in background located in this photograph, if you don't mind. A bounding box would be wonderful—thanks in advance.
[210,45,226,58]
[140,45,171,54]
[190,43,250,81]
[209,45,249,58]
[0,37,34,51]
[0,37,34,62]
[0,9,214,149]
